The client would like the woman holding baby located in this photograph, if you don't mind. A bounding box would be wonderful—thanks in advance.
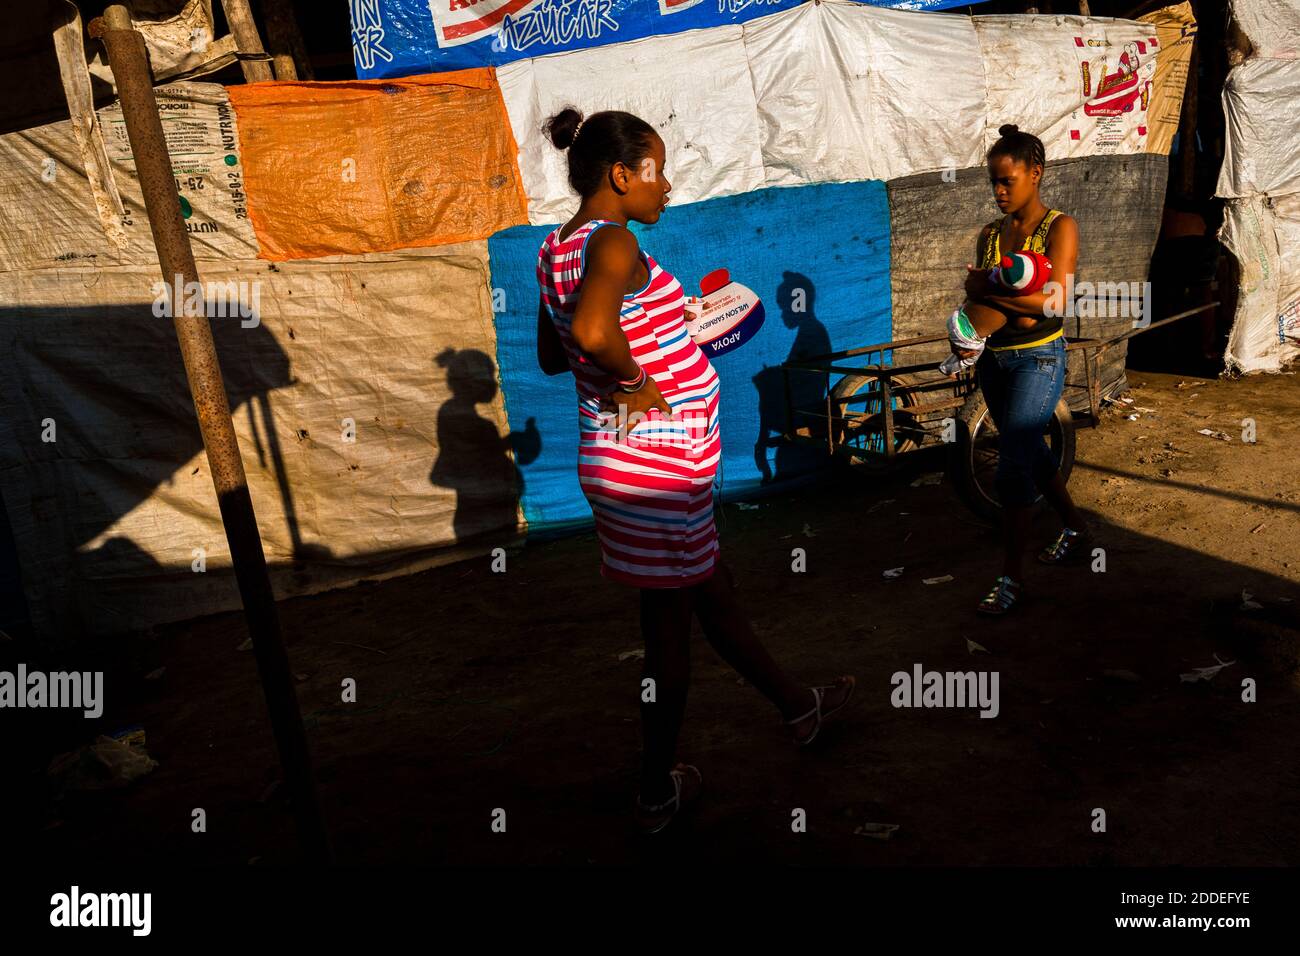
[949,124,1095,616]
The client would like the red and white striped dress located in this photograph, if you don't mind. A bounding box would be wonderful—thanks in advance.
[537,219,722,588]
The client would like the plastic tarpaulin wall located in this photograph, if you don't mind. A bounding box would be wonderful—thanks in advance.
[504,1,1194,225]
[85,0,219,89]
[0,83,257,272]
[0,4,1195,635]
[1216,0,1300,373]
[488,180,891,527]
[972,14,1164,158]
[348,0,984,78]
[1220,195,1300,373]
[743,3,987,186]
[499,24,765,225]
[1231,0,1300,59]
[0,243,516,636]
[1139,2,1198,157]
[227,70,529,260]
[1217,58,1300,198]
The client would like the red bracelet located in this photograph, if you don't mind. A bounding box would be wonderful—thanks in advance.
[616,365,647,392]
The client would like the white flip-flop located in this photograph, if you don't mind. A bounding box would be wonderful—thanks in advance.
[634,763,702,835]
[786,676,856,747]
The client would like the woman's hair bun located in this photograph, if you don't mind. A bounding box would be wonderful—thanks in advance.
[544,108,584,151]
[988,122,1046,173]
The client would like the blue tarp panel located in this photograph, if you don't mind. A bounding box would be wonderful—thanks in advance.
[350,0,986,78]
[487,179,892,534]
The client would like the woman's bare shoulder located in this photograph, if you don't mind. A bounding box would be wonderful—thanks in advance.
[1047,212,1079,234]
[584,222,639,264]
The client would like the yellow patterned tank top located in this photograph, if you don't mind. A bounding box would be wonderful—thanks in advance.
[979,208,1065,351]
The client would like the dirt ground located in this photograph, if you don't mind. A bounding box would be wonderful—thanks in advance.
[27,368,1300,866]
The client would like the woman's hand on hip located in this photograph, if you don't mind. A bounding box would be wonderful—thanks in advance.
[602,376,673,435]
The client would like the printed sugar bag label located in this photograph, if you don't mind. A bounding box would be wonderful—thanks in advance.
[1067,33,1159,155]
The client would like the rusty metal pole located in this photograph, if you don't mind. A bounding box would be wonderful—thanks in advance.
[91,5,330,863]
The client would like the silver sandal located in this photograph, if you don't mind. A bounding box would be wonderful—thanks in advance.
[1038,527,1094,565]
[977,575,1021,615]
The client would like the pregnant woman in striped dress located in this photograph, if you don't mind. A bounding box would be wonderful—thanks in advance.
[535,108,855,834]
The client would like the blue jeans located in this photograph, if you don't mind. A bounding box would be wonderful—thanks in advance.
[975,336,1066,507]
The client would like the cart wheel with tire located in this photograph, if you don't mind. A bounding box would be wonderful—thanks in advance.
[950,391,1076,521]
[827,372,925,473]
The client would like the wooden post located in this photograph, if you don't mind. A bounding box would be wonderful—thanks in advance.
[1078,1,1091,16]
[218,0,275,83]
[262,0,315,81]
[1179,31,1199,195]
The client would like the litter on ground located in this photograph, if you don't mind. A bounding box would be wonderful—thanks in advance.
[1179,654,1236,683]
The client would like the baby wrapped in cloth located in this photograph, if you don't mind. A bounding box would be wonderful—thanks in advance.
[940,251,1052,376]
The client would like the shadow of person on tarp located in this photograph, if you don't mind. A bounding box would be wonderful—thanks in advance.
[752,271,833,484]
[428,348,539,545]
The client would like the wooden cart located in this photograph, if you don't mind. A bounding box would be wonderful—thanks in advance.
[777,303,1219,519]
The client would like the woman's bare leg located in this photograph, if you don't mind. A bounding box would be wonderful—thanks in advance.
[690,562,850,737]
[638,587,694,804]
[1038,469,1088,532]
[689,563,806,717]
[1002,503,1032,582]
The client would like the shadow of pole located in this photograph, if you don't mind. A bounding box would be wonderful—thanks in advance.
[1074,460,1300,515]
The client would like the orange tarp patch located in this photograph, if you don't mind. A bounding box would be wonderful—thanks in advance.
[227,69,528,261]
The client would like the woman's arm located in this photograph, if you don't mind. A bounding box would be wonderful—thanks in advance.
[975,215,1079,319]
[950,225,999,359]
[568,226,645,382]
[963,224,995,298]
[570,226,672,422]
[537,297,570,376]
